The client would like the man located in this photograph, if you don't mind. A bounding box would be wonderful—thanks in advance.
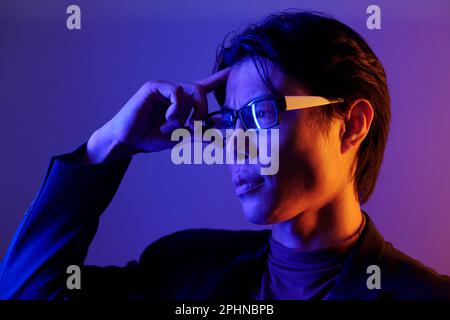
[1,11,449,300]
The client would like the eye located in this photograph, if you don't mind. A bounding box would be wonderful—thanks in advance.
[253,100,278,128]
[223,110,236,126]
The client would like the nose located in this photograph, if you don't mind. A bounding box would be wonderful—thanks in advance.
[226,119,258,163]
[234,118,245,131]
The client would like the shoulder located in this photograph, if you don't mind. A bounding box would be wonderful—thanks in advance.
[379,242,450,299]
[139,228,271,264]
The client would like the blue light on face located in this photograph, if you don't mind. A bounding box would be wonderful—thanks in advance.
[251,103,262,130]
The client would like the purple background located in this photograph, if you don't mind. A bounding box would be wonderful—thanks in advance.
[1,0,450,274]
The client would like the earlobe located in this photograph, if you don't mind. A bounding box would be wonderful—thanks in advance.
[341,99,374,153]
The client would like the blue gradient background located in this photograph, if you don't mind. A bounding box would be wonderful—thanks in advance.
[1,0,450,274]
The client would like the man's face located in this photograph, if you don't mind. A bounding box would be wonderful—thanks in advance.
[225,58,347,224]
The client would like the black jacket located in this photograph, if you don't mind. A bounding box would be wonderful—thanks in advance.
[1,147,450,300]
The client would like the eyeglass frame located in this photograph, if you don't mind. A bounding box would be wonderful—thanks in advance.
[204,95,345,131]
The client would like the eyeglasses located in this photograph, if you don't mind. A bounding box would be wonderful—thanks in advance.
[204,95,344,132]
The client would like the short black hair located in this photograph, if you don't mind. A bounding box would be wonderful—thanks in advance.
[214,10,391,204]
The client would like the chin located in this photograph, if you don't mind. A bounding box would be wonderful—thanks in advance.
[239,189,307,225]
[240,196,278,225]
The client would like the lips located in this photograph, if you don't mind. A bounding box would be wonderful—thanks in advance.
[233,173,265,196]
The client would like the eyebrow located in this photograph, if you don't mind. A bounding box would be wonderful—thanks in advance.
[223,93,277,110]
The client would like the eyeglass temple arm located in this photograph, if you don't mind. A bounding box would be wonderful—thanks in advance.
[284,96,344,111]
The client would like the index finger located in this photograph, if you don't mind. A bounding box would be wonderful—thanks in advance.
[195,67,230,93]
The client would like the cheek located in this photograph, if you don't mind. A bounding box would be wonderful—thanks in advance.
[258,118,322,220]
[277,114,321,191]
[275,112,343,206]
[279,141,317,194]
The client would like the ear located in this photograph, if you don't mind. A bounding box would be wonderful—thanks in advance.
[341,99,374,154]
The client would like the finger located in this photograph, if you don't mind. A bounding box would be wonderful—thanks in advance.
[155,83,185,121]
[183,84,208,124]
[161,92,195,133]
[195,67,230,93]
[179,92,195,126]
[191,88,208,121]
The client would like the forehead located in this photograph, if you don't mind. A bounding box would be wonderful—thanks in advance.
[224,58,306,109]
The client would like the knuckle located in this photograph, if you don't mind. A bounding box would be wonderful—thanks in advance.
[141,80,161,92]
[141,81,153,90]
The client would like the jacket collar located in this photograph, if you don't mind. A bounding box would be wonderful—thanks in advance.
[210,212,386,300]
[327,212,386,300]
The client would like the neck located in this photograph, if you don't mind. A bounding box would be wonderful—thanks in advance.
[271,185,363,250]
